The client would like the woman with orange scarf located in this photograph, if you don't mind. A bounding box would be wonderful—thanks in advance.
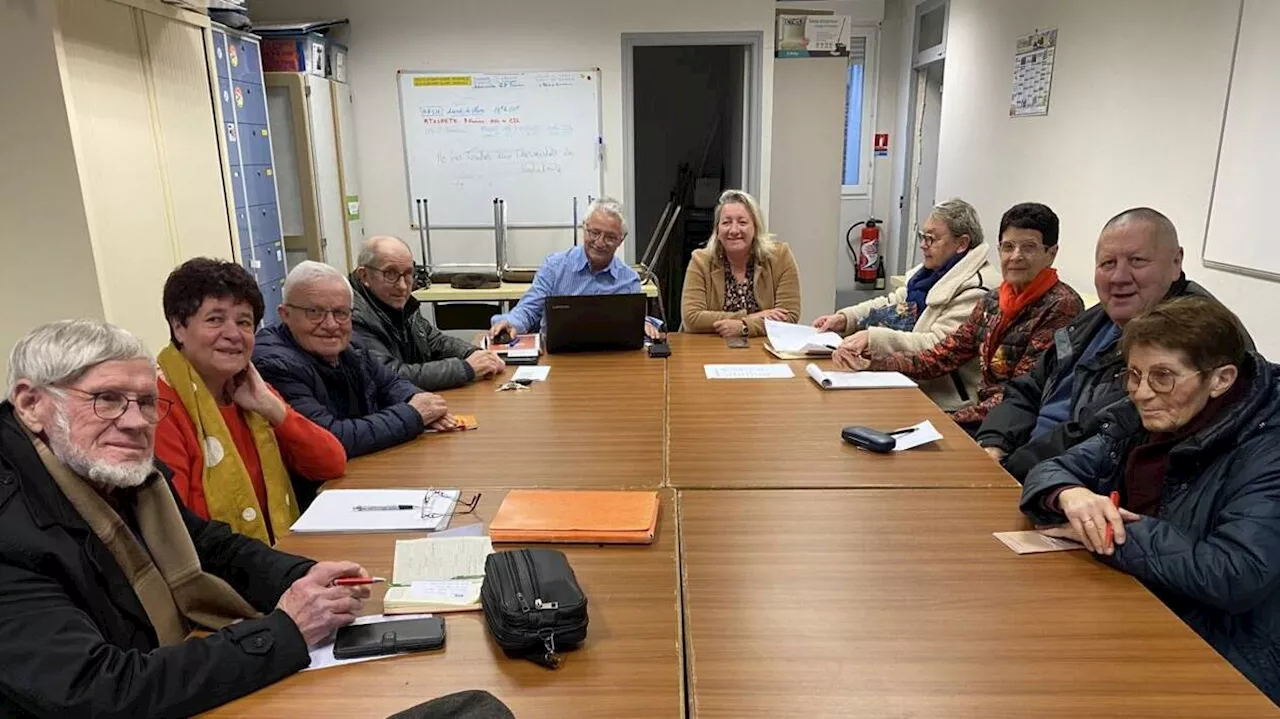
[834,203,1084,431]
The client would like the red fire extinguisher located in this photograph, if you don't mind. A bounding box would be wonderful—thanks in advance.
[847,218,881,285]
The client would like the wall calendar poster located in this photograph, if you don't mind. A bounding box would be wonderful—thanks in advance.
[1010,28,1057,117]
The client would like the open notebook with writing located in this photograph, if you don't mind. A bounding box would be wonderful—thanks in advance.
[383,536,494,614]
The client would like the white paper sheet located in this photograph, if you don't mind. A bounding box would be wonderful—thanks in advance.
[512,365,551,382]
[805,363,917,389]
[764,320,843,354]
[890,421,944,451]
[302,614,432,672]
[405,580,482,604]
[704,364,796,380]
[993,530,1084,554]
[289,490,459,533]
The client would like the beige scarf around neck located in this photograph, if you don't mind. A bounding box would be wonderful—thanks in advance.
[30,433,260,645]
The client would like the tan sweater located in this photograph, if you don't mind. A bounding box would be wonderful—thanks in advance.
[836,244,998,409]
[680,242,802,336]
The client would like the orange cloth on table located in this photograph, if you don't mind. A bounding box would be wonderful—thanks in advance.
[155,378,346,532]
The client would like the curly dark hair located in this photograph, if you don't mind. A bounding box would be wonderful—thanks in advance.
[162,258,265,347]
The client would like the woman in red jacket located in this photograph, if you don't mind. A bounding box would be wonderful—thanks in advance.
[155,258,345,544]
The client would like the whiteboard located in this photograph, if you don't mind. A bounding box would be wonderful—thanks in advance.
[398,70,602,228]
[1203,0,1280,280]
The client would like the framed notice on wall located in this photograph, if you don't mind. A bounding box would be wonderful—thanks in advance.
[1010,28,1058,117]
[776,15,852,58]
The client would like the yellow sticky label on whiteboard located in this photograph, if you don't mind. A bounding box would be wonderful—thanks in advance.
[414,76,471,87]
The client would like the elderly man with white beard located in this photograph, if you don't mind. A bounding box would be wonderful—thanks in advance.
[0,319,372,718]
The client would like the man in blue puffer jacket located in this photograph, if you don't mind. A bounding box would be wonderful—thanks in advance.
[1021,296,1280,704]
[253,261,453,460]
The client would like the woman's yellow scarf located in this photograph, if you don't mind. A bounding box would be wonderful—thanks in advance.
[158,345,297,543]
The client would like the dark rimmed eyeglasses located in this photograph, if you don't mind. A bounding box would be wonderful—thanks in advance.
[366,266,415,285]
[56,386,173,423]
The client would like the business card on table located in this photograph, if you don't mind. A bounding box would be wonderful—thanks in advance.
[993,530,1084,554]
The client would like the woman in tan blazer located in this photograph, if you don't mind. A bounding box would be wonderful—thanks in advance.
[680,190,802,337]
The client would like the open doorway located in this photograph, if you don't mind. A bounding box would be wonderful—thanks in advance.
[896,0,948,272]
[903,60,944,269]
[623,33,761,329]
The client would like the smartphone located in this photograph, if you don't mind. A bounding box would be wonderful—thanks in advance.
[726,336,749,349]
[333,617,445,660]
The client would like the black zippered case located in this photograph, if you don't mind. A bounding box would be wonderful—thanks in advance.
[480,548,588,669]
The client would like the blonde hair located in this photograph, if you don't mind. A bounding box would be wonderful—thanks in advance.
[705,189,776,264]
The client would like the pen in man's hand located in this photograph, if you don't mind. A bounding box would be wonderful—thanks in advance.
[333,577,386,586]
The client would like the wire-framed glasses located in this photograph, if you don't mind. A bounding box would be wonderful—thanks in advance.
[56,386,173,423]
[421,489,482,520]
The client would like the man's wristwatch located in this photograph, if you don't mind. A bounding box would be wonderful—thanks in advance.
[740,322,750,337]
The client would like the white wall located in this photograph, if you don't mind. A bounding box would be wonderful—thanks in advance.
[935,0,1279,355]
[250,0,777,270]
[0,0,103,380]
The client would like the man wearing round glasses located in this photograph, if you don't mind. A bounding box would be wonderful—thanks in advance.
[351,235,504,391]
[1021,296,1280,705]
[0,319,373,716]
[254,261,457,459]
[488,197,661,341]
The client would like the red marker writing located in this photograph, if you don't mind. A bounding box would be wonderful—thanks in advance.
[333,576,386,586]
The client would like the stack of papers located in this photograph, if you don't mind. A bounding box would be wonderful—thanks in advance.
[805,363,917,389]
[289,489,460,533]
[764,320,843,358]
[384,536,494,614]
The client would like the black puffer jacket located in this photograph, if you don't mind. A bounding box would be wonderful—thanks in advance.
[1022,355,1280,704]
[349,272,479,392]
[977,274,1251,481]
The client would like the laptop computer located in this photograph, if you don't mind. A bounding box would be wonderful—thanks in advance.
[544,293,647,353]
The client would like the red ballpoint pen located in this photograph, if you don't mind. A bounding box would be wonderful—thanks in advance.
[1104,491,1120,550]
[333,577,386,586]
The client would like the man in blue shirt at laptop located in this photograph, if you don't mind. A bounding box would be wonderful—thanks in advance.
[488,197,660,340]
[974,207,1250,482]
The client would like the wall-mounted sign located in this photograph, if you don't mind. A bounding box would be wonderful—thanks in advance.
[874,133,889,157]
[1010,28,1058,117]
[776,15,851,58]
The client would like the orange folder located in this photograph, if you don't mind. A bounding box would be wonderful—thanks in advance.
[488,490,660,544]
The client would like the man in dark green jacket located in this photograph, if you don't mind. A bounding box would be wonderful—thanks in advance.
[350,236,504,392]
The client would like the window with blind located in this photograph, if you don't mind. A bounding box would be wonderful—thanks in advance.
[842,34,872,192]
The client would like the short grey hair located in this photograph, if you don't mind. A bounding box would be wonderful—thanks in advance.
[585,197,628,237]
[283,261,353,305]
[356,235,413,269]
[930,198,984,249]
[7,319,152,398]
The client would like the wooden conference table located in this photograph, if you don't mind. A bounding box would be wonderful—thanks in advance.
[210,490,683,718]
[222,334,1273,716]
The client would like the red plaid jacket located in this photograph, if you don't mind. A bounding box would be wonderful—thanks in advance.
[868,280,1083,425]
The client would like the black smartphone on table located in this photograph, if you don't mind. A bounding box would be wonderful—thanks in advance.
[332,617,446,660]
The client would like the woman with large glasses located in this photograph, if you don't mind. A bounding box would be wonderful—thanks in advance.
[812,198,998,412]
[1021,295,1280,704]
[154,258,346,545]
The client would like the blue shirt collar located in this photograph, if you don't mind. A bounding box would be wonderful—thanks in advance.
[571,245,620,279]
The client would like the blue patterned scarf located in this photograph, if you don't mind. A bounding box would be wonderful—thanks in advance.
[905,251,966,318]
